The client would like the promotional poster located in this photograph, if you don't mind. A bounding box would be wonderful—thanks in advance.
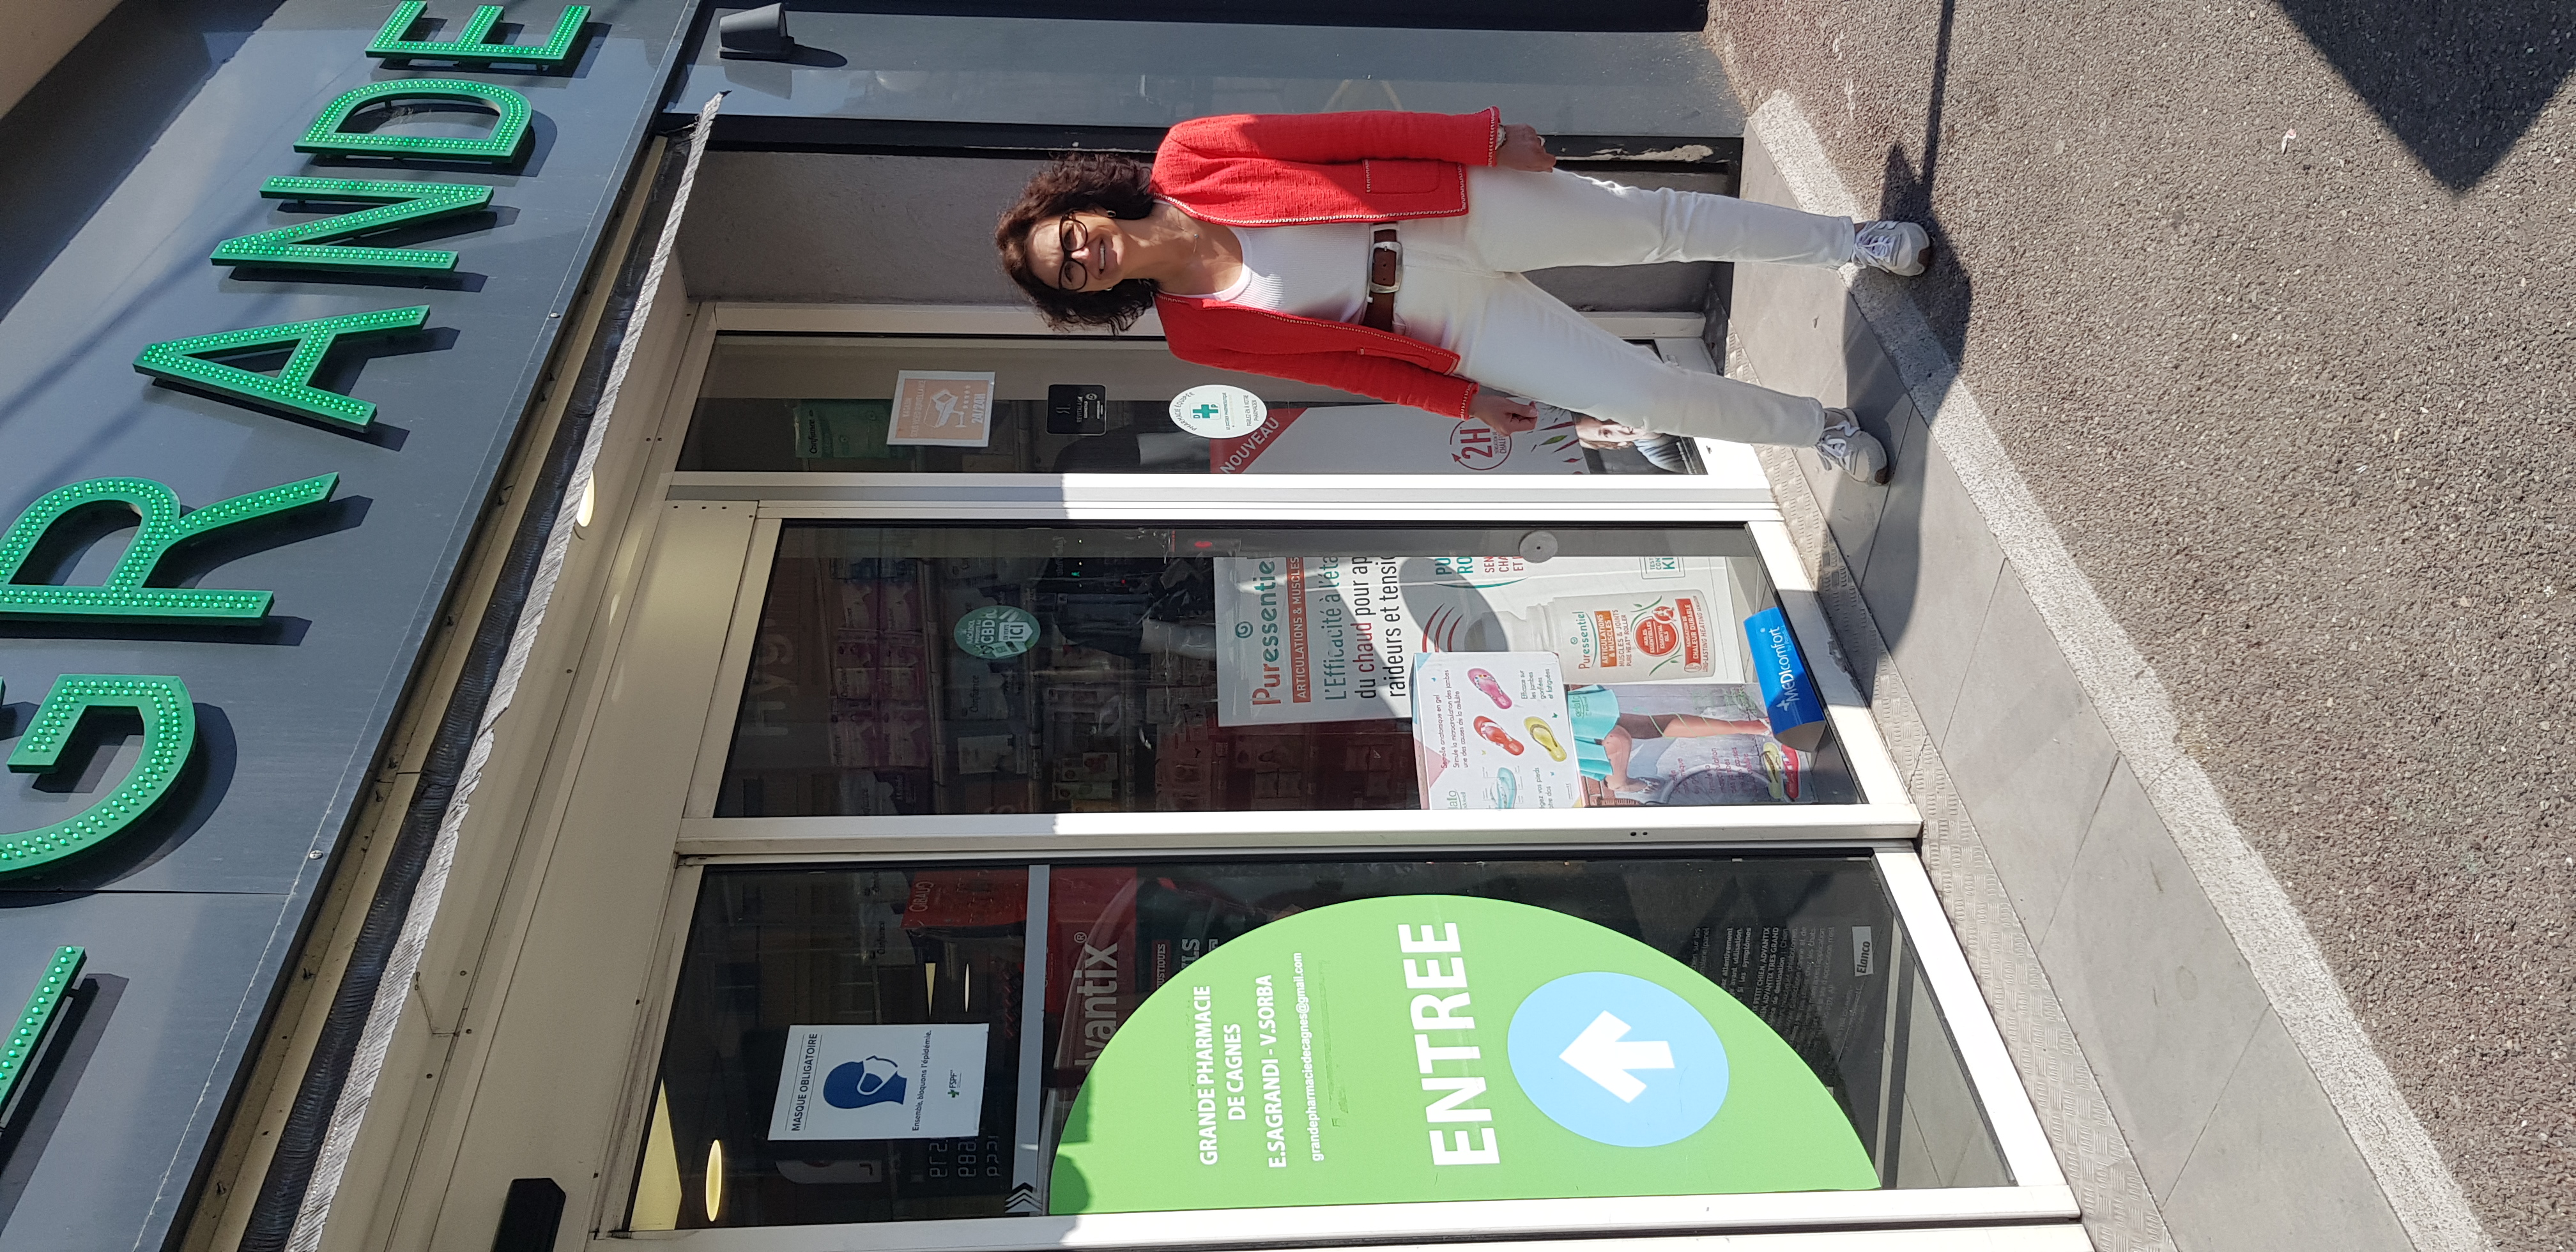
[1214,554,1748,726]
[1565,682,1814,807]
[887,370,997,447]
[1208,404,1587,475]
[1411,653,1584,810]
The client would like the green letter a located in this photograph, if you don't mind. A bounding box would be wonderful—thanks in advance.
[133,307,427,429]
[211,178,493,273]
[0,475,337,621]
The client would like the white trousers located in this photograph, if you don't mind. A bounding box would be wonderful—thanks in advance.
[1393,167,1859,447]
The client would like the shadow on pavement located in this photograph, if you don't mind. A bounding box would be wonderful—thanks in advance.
[2273,0,2571,191]
[1869,0,1974,385]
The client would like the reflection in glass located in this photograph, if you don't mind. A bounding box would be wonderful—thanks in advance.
[679,336,1699,477]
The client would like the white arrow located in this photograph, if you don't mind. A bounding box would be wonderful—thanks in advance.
[1558,1011,1674,1102]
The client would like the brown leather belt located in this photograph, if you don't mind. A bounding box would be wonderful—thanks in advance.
[1362,226,1400,331]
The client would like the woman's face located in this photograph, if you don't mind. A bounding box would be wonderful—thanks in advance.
[1024,210,1126,293]
[1574,414,1644,448]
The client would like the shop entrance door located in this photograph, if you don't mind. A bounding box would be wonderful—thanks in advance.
[366,304,2078,1252]
[565,500,2069,1246]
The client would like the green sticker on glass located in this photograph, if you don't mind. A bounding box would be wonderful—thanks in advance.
[1050,894,1875,1214]
[953,605,1039,659]
[792,399,893,460]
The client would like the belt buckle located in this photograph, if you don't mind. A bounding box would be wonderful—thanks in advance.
[1368,236,1403,295]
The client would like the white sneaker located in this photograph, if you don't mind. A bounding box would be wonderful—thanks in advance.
[1853,220,1930,276]
[1816,409,1889,484]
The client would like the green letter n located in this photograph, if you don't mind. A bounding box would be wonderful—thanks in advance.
[133,306,427,429]
[212,178,492,273]
[0,475,337,621]
[298,80,532,164]
[368,3,592,67]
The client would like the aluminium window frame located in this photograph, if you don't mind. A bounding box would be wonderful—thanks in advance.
[567,304,2068,1245]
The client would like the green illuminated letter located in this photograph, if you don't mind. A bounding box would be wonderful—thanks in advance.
[0,947,85,1115]
[368,3,591,67]
[133,306,428,428]
[0,475,338,621]
[0,676,195,878]
[296,80,532,164]
[211,178,493,273]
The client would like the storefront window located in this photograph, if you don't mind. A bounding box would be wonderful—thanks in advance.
[713,523,1859,818]
[630,854,2009,1232]
[678,336,1700,476]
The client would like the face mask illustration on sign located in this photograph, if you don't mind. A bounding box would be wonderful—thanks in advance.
[823,1057,908,1110]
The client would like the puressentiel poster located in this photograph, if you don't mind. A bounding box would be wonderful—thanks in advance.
[1047,896,1874,1213]
[770,1023,990,1141]
[1214,554,1747,726]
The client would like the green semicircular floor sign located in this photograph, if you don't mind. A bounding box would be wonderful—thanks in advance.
[1050,894,1877,1214]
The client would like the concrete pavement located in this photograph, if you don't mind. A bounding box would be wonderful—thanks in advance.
[1701,1,2573,1248]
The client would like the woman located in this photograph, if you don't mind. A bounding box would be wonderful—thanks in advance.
[994,109,1928,483]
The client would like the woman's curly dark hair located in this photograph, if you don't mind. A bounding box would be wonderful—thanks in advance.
[996,151,1160,331]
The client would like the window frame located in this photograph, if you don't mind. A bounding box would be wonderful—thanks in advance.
[558,306,2067,1247]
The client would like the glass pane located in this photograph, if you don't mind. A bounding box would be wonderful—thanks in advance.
[713,523,1860,818]
[631,855,2010,1232]
[678,336,1701,477]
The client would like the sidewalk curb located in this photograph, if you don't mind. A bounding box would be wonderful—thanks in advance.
[1741,90,2492,1252]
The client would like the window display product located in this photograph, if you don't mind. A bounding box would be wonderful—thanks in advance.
[1744,606,1828,752]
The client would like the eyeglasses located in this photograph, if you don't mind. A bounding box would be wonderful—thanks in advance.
[1054,215,1089,292]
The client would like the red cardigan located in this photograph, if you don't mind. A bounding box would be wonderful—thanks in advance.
[1149,109,1503,420]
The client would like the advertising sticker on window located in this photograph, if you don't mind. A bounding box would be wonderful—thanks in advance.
[769,1023,990,1141]
[1409,653,1583,810]
[1047,895,1873,1213]
[886,370,997,447]
[1208,404,1586,475]
[1213,555,1748,726]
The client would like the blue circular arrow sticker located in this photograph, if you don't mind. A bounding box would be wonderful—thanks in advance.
[1506,971,1730,1147]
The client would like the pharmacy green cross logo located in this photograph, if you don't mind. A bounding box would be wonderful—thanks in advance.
[1194,404,1221,420]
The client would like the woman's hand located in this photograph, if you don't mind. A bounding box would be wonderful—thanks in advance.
[1468,387,1541,434]
[1495,123,1556,171]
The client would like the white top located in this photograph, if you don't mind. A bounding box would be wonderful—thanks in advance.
[1189,220,1373,324]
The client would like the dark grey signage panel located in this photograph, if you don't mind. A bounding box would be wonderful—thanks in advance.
[0,0,692,1244]
[672,10,1745,139]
